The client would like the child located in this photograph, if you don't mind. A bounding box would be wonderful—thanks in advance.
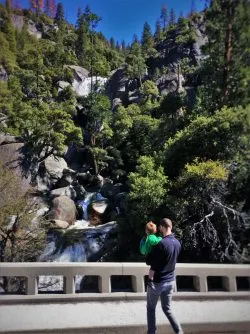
[140,221,162,280]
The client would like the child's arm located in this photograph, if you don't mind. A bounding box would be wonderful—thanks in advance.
[147,234,162,246]
[140,238,147,255]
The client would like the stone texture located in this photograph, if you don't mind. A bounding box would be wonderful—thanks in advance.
[49,195,77,225]
[51,219,69,229]
[50,186,77,200]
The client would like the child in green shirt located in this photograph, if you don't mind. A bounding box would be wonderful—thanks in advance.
[140,221,162,280]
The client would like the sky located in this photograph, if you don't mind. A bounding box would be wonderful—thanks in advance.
[4,0,205,43]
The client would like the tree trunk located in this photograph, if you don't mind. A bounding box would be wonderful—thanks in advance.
[223,1,234,98]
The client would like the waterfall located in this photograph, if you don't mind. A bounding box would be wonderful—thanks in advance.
[72,77,107,96]
[38,192,117,292]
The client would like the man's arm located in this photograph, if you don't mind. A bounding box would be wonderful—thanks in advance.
[146,242,165,271]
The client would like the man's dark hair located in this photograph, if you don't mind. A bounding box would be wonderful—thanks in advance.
[159,218,172,229]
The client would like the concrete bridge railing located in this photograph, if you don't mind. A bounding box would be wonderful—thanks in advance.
[0,263,250,334]
[0,262,249,296]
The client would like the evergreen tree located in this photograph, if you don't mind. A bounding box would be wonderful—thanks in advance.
[141,21,154,55]
[75,12,89,65]
[76,7,82,27]
[125,40,146,86]
[55,2,64,25]
[200,0,250,111]
[116,40,120,50]
[169,8,176,26]
[109,37,115,49]
[2,2,16,54]
[160,4,168,30]
[121,39,126,52]
[154,19,161,41]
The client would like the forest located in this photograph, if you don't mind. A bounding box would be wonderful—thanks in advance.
[0,0,249,265]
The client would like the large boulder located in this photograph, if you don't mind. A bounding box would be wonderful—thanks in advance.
[156,72,185,95]
[0,142,31,192]
[107,68,128,103]
[0,134,20,145]
[49,195,77,225]
[36,156,68,192]
[50,186,77,200]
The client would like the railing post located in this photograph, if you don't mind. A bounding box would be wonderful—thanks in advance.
[132,275,144,293]
[223,276,237,292]
[27,276,38,295]
[194,275,208,292]
[98,275,111,293]
[64,275,75,294]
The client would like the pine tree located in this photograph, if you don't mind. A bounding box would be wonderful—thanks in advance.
[141,21,154,55]
[75,12,89,65]
[55,2,64,25]
[116,40,120,50]
[76,7,82,27]
[125,40,146,86]
[169,8,176,26]
[109,37,115,49]
[160,4,168,30]
[154,19,161,41]
[121,39,126,52]
[3,0,16,53]
[201,0,250,110]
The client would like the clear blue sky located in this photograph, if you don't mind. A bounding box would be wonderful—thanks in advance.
[5,0,205,43]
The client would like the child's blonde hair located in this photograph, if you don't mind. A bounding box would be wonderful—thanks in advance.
[145,221,157,234]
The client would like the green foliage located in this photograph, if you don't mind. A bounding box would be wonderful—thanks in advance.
[200,0,250,111]
[175,29,196,44]
[0,31,16,72]
[8,102,82,158]
[164,105,250,178]
[141,21,155,56]
[184,159,228,181]
[141,80,159,101]
[128,156,169,234]
[125,41,146,84]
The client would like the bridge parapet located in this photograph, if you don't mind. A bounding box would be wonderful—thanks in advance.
[0,262,249,296]
[0,263,250,334]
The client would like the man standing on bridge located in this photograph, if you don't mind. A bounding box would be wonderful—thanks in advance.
[146,218,183,334]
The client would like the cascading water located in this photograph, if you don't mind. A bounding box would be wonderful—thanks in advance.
[38,192,117,292]
[72,77,107,96]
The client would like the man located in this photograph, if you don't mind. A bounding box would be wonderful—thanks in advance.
[146,218,183,334]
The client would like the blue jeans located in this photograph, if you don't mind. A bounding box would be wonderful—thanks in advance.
[147,280,183,334]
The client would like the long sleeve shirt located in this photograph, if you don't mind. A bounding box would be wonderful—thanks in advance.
[140,234,162,256]
[146,234,181,283]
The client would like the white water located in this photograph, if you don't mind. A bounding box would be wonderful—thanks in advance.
[72,76,107,96]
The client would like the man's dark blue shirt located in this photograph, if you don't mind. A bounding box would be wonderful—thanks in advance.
[146,234,181,283]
